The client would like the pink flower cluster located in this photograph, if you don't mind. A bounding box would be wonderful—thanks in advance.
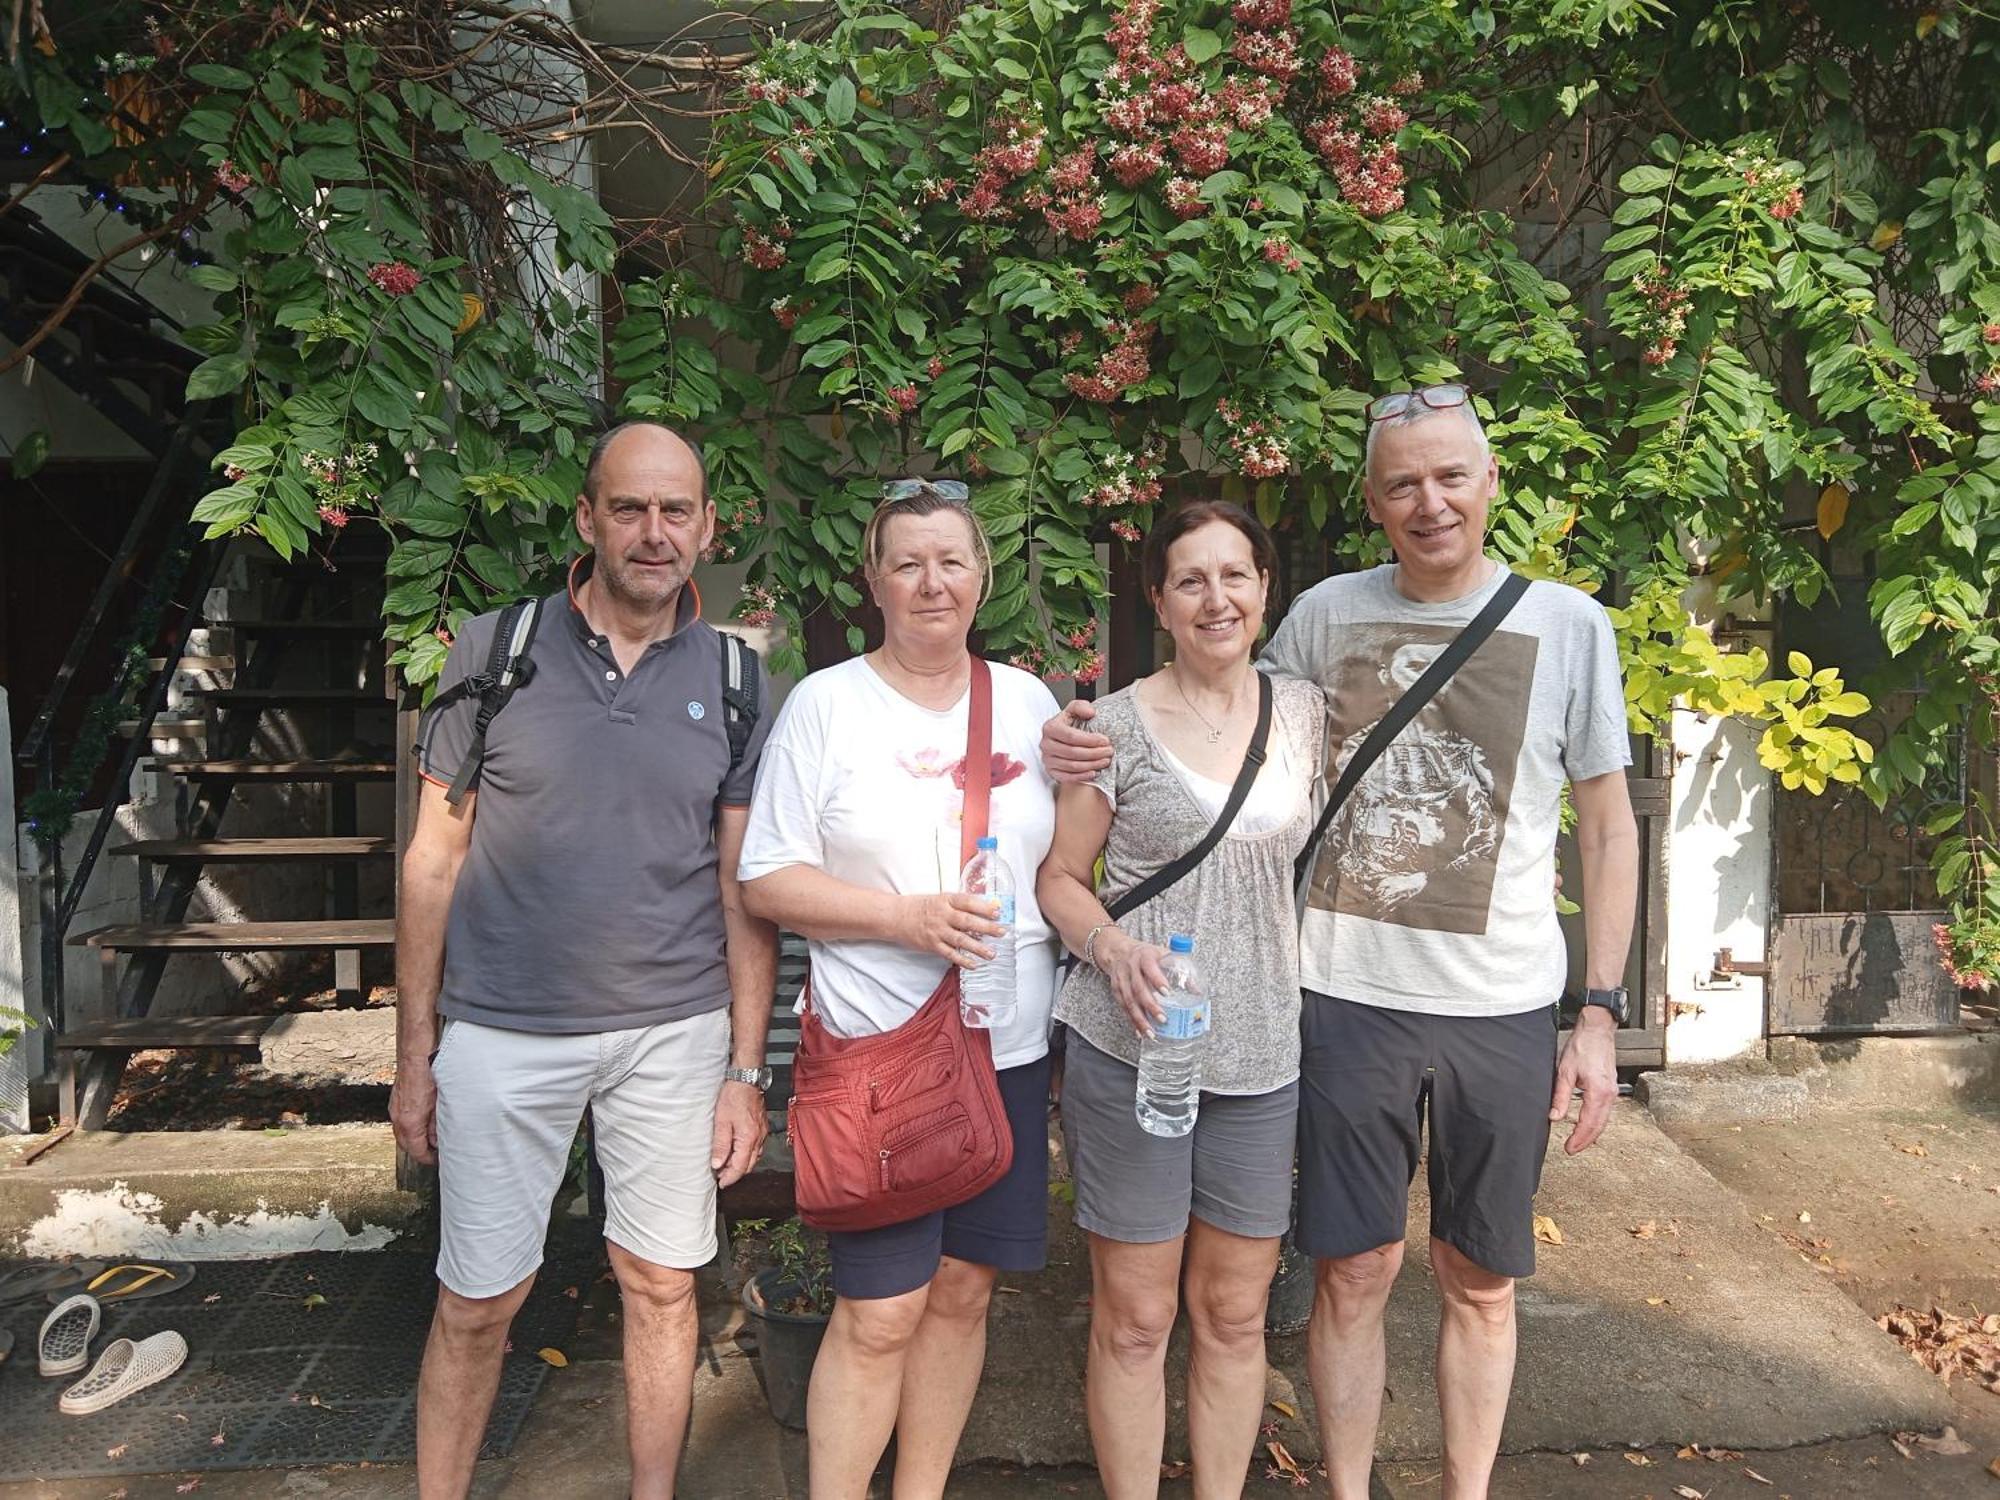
[1064,322,1152,402]
[1079,440,1164,510]
[885,384,921,420]
[739,584,784,630]
[1768,186,1805,220]
[1108,139,1166,188]
[1300,47,1411,216]
[1216,398,1289,478]
[1631,263,1690,367]
[1261,235,1302,273]
[1984,324,2000,344]
[1165,176,1207,219]
[1110,518,1142,541]
[960,117,1047,222]
[1933,922,1993,991]
[215,159,253,194]
[1123,282,1158,312]
[317,505,348,529]
[367,262,421,296]
[1978,369,2000,398]
[771,294,806,330]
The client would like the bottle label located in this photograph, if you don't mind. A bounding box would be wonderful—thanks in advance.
[1156,1000,1209,1040]
[993,894,1016,926]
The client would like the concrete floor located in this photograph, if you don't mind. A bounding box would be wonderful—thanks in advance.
[2,1099,1997,1497]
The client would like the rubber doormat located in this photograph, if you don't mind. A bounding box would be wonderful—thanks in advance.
[0,1247,589,1482]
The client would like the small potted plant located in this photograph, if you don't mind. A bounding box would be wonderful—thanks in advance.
[737,1216,834,1430]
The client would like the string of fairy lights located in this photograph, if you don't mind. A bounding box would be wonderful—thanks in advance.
[0,108,215,267]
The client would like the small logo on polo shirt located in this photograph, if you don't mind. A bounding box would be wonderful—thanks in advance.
[687,701,707,721]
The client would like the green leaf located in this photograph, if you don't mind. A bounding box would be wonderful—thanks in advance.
[1618,165,1673,194]
[1183,26,1222,63]
[748,173,783,210]
[186,354,250,401]
[10,429,50,480]
[188,264,241,293]
[188,63,256,90]
[825,76,857,126]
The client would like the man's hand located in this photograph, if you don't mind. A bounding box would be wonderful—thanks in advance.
[1550,1008,1618,1155]
[711,1081,769,1189]
[390,1058,438,1166]
[1041,701,1113,784]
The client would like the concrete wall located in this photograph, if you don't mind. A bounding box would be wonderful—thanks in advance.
[1,687,27,1132]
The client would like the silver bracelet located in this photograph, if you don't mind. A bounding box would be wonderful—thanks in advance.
[1083,922,1115,968]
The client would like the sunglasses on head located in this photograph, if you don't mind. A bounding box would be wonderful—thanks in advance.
[882,478,971,502]
[1366,383,1471,423]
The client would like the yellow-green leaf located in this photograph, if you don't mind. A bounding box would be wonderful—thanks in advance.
[1786,651,1813,677]
[1816,483,1850,539]
[537,1347,569,1368]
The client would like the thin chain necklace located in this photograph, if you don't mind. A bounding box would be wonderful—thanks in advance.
[1169,662,1238,743]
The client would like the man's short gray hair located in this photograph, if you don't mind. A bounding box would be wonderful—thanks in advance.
[1363,398,1491,479]
[582,420,709,505]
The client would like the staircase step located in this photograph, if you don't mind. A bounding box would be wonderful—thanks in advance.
[155,758,397,782]
[118,716,205,736]
[71,919,396,952]
[201,687,383,706]
[148,654,235,672]
[54,1015,276,1051]
[210,619,380,637]
[109,836,397,863]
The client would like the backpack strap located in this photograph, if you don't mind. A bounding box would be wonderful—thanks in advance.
[441,597,543,806]
[719,630,761,783]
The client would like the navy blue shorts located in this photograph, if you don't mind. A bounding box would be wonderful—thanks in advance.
[826,1054,1051,1301]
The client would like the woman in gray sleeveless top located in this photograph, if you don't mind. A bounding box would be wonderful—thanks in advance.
[1037,502,1324,1498]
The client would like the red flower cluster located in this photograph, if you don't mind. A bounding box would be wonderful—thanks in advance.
[1108,139,1166,187]
[1110,518,1142,541]
[739,584,783,630]
[1262,236,1302,272]
[1631,263,1689,367]
[1768,186,1805,220]
[1216,398,1289,478]
[1171,123,1230,177]
[317,504,349,529]
[1320,47,1358,96]
[1983,323,2000,344]
[1165,176,1207,219]
[1232,0,1290,25]
[927,353,946,378]
[1231,25,1300,85]
[1979,369,2000,398]
[1065,321,1152,402]
[1219,75,1280,130]
[1360,96,1409,137]
[1046,196,1105,239]
[1301,53,1409,216]
[1123,282,1158,312]
[1933,922,1993,991]
[959,117,1047,222]
[771,295,808,330]
[1051,150,1097,193]
[1073,650,1107,685]
[742,227,788,271]
[367,262,421,296]
[215,159,253,194]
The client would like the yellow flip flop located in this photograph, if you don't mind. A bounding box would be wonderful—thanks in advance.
[54,1262,196,1304]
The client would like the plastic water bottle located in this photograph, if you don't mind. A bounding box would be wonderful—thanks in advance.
[1135,934,1209,1137]
[958,835,1016,1029]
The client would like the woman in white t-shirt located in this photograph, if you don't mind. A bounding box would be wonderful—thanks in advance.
[738,481,1059,1500]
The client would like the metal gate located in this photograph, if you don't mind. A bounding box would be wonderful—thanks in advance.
[1767,693,1963,1034]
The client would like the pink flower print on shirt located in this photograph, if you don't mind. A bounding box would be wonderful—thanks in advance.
[897,747,955,779]
[951,753,1029,791]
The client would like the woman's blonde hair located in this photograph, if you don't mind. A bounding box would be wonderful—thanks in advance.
[860,483,994,605]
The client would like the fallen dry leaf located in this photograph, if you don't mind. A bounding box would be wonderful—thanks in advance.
[176,1484,201,1495]
[1269,1399,1298,1420]
[1624,1452,1654,1467]
[1897,1142,1931,1157]
[564,1285,580,1300]
[1743,1468,1773,1486]
[201,1293,221,1304]
[1569,1452,1591,1466]
[1159,1460,1190,1479]
[1797,1210,1812,1224]
[1877,1306,2000,1390]
[105,1445,129,1460]
[1672,1486,1708,1499]
[537,1347,569,1368]
[301,1293,327,1310]
[209,1431,225,1448]
[1911,1426,1974,1455]
[1890,1436,1916,1460]
[1265,1440,1307,1481]
[1987,1455,2000,1479]
[1631,1220,1658,1239]
[1647,1296,1670,1307]
[1532,1214,1564,1246]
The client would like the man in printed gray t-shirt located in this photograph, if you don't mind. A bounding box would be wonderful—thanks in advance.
[1042,387,1639,1500]
[388,421,778,1500]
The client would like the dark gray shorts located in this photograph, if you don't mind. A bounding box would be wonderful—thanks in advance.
[1296,992,1557,1279]
[1060,1034,1298,1244]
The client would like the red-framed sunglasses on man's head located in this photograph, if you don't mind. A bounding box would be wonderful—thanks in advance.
[1366,383,1471,423]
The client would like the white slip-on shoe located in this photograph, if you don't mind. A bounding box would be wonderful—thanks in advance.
[38,1293,100,1377]
[58,1330,187,1416]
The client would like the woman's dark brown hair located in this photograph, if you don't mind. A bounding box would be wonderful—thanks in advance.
[1140,500,1281,602]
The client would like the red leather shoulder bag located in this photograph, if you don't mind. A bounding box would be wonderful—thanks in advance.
[786,656,1015,1233]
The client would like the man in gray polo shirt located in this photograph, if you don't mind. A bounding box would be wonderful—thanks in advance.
[390,420,777,1500]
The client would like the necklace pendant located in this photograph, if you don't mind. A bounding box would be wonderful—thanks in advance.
[1207,727,1221,743]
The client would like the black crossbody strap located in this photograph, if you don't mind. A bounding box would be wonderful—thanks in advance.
[1107,670,1273,921]
[1293,570,1530,888]
[443,596,543,806]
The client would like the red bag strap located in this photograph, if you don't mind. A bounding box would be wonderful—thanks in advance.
[960,656,993,868]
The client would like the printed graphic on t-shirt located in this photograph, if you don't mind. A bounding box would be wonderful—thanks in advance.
[895,743,1030,883]
[1306,624,1540,934]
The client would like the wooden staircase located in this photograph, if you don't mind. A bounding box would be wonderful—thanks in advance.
[56,577,400,1128]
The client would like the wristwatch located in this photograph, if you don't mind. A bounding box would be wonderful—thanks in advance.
[724,1066,773,1091]
[1580,986,1630,1026]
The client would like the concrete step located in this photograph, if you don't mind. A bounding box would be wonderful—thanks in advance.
[71,918,396,952]
[0,1124,422,1261]
[154,757,397,782]
[109,835,396,863]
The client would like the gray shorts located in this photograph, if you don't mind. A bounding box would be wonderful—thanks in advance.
[1059,1033,1298,1243]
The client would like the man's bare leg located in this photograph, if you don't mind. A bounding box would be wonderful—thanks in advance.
[416,1273,536,1498]
[1431,1238,1516,1500]
[609,1241,701,1500]
[1305,1242,1403,1500]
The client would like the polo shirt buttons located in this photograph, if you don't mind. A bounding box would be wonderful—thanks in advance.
[605,670,618,681]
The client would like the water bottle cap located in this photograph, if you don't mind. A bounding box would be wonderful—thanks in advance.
[1168,934,1194,953]
[976,836,998,850]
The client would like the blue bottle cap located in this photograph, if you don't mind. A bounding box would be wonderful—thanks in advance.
[1168,934,1194,953]
[977,836,998,850]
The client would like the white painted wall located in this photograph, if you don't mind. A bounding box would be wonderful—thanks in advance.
[1,687,28,1132]
[1662,585,1774,1065]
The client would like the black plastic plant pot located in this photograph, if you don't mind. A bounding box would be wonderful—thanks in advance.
[742,1268,831,1430]
[1265,1232,1313,1337]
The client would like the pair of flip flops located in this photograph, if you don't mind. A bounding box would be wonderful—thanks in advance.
[36,1294,188,1415]
[0,1259,196,1307]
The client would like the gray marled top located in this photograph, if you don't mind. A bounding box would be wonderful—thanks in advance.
[1054,675,1325,1093]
